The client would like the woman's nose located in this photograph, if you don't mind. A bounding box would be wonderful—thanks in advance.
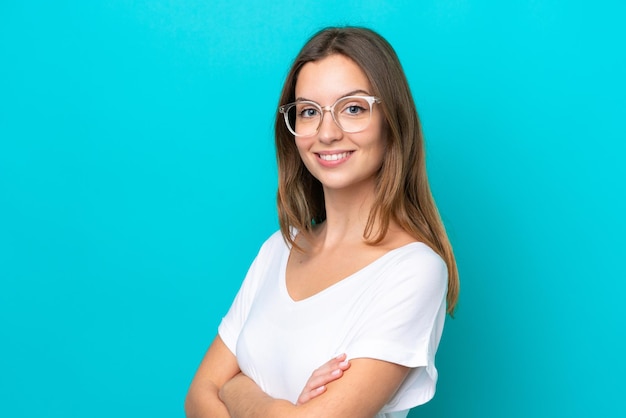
[317,109,343,144]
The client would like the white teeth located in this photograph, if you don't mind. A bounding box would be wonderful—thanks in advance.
[319,152,350,161]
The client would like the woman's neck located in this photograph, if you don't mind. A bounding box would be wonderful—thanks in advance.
[314,181,377,249]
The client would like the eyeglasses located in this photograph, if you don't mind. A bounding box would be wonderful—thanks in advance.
[279,95,381,137]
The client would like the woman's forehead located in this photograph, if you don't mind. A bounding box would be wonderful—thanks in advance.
[295,54,372,103]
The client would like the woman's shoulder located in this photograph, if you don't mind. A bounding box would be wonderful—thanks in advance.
[396,241,444,263]
[263,229,285,245]
[400,241,446,268]
[255,229,289,256]
[377,227,441,263]
[379,241,448,288]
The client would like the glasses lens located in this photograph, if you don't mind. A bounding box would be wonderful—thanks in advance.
[285,102,321,136]
[334,96,373,133]
[281,97,376,136]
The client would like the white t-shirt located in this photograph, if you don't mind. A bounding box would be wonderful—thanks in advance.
[219,231,448,417]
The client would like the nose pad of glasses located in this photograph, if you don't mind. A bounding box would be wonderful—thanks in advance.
[318,106,343,135]
[317,107,343,139]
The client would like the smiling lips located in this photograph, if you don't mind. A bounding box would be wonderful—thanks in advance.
[317,151,353,162]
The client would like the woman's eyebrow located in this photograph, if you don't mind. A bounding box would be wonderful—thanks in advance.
[295,89,372,103]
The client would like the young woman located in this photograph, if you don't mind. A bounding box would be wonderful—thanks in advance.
[185,26,459,418]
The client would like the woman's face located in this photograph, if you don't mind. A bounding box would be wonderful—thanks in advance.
[294,54,385,193]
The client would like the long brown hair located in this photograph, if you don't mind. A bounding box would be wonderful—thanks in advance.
[275,27,459,315]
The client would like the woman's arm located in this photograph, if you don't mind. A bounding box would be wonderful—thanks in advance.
[219,357,409,418]
[296,353,351,405]
[185,335,240,418]
[187,340,351,417]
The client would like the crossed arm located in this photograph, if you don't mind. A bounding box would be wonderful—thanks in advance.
[185,335,409,418]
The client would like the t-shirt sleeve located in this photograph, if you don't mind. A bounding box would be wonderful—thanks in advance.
[217,232,282,356]
[346,245,448,369]
[344,246,448,410]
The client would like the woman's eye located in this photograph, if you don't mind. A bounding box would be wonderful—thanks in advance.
[343,104,366,115]
[298,108,319,118]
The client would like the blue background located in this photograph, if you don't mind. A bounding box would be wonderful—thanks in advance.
[1,1,624,417]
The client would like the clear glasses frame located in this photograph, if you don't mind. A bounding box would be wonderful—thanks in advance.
[279,95,382,137]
